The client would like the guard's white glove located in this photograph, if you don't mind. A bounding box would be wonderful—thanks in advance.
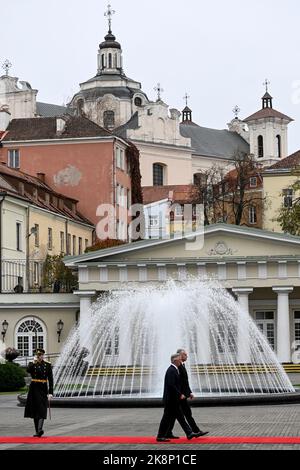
[47,394,53,399]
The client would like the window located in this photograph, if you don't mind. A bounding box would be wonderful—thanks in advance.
[120,149,125,170]
[258,135,264,158]
[250,177,257,188]
[103,110,115,129]
[48,228,53,250]
[33,262,40,285]
[16,222,21,251]
[34,224,39,247]
[67,234,71,255]
[8,149,20,168]
[295,312,300,346]
[108,53,112,68]
[276,135,282,158]
[149,215,159,227]
[116,147,121,168]
[283,189,293,208]
[249,206,257,224]
[85,239,89,250]
[134,97,142,107]
[153,163,165,186]
[72,235,76,256]
[60,231,65,253]
[101,54,105,68]
[255,311,275,351]
[78,237,82,255]
[16,317,45,358]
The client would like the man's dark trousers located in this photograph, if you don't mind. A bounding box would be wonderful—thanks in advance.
[157,365,192,438]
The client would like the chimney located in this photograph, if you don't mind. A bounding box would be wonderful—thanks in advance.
[37,172,45,183]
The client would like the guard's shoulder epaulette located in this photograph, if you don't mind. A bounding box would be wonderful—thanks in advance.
[44,360,52,364]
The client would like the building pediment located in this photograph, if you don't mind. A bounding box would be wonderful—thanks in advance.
[65,224,300,266]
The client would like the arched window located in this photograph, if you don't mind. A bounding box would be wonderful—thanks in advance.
[276,135,282,158]
[108,53,112,68]
[101,54,105,69]
[258,135,264,159]
[103,110,115,129]
[153,163,165,186]
[16,317,46,358]
[134,97,142,107]
[114,53,118,68]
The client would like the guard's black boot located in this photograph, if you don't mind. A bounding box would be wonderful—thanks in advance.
[37,419,44,437]
[33,418,39,437]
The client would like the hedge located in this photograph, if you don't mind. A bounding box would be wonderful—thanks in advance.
[0,363,26,392]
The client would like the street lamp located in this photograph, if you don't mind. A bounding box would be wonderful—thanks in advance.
[57,320,64,343]
[1,320,8,341]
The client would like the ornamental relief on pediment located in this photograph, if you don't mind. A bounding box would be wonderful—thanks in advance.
[207,241,238,256]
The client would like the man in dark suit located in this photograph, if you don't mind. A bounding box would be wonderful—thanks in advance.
[166,349,208,439]
[156,354,199,442]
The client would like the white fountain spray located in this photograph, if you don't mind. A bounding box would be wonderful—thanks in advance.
[54,279,294,398]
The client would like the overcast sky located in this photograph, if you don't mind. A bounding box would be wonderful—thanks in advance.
[2,0,300,152]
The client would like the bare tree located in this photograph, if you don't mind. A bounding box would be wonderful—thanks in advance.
[191,152,266,227]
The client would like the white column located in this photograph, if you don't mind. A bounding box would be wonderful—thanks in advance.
[73,291,96,353]
[272,287,293,363]
[232,288,253,363]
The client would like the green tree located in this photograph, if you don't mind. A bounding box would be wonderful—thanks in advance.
[42,254,78,292]
[277,180,300,235]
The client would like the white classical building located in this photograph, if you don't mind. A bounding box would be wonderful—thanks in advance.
[64,224,300,365]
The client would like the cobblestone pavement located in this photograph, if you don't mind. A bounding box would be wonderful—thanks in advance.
[0,394,299,450]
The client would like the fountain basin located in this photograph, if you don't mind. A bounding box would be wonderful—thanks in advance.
[17,389,300,408]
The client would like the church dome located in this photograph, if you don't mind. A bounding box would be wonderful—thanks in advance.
[99,32,121,50]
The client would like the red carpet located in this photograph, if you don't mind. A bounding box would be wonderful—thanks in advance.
[1,436,300,444]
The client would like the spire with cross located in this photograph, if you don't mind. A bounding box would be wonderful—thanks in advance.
[154,83,164,102]
[183,92,190,108]
[2,59,12,77]
[104,3,115,34]
[182,93,192,123]
[263,78,270,93]
[262,78,273,109]
[232,105,241,119]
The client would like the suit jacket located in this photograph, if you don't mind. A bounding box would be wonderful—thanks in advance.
[178,363,192,398]
[163,365,182,403]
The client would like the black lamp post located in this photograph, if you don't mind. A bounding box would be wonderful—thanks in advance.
[1,320,8,341]
[57,319,64,343]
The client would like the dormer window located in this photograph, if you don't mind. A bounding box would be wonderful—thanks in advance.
[134,97,142,107]
[103,110,115,129]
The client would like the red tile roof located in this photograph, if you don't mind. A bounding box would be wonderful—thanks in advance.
[2,116,112,141]
[268,150,300,170]
[0,163,93,225]
[244,108,293,123]
[143,185,194,205]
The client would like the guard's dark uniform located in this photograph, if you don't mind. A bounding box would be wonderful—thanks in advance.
[24,350,53,436]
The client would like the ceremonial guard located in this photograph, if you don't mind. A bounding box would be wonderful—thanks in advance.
[24,348,53,437]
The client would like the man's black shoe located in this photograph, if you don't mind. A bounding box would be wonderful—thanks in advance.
[156,437,171,442]
[194,431,209,437]
[186,432,198,440]
[37,430,44,438]
[165,434,180,439]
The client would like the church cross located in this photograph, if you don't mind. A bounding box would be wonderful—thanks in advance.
[183,93,190,107]
[232,105,240,119]
[263,78,270,93]
[2,59,12,76]
[154,83,164,101]
[104,3,115,33]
